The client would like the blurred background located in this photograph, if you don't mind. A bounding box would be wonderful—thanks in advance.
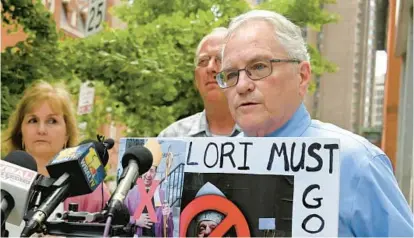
[1,0,413,210]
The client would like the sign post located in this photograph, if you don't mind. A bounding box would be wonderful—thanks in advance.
[85,0,107,37]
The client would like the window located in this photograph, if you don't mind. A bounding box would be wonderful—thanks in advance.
[376,98,383,104]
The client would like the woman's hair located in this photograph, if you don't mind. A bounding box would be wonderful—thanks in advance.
[3,80,79,154]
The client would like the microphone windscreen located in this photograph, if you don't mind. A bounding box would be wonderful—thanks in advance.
[4,150,38,172]
[111,202,131,225]
[122,146,153,175]
[104,138,115,150]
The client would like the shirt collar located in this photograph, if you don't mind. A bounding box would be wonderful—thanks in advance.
[265,103,311,137]
[188,110,241,137]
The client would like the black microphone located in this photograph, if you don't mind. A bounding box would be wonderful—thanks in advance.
[106,145,153,219]
[1,151,38,233]
[103,138,115,150]
[3,150,38,171]
[21,140,111,237]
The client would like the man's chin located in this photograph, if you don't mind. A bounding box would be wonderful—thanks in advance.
[204,90,226,101]
[237,118,267,136]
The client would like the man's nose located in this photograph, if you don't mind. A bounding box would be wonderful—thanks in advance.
[236,70,255,94]
[206,58,220,74]
[205,226,212,234]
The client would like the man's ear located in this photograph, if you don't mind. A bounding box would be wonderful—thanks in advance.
[298,61,311,97]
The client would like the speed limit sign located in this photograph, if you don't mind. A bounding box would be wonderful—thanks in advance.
[85,0,106,36]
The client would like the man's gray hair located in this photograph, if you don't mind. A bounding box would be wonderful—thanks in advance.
[194,27,228,66]
[222,10,310,62]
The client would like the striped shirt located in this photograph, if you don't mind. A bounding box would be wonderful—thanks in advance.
[158,110,241,137]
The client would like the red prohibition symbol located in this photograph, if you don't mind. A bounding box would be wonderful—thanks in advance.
[180,195,251,237]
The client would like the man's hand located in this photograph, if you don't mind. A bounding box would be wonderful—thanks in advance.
[136,213,153,229]
[162,203,172,216]
[144,138,162,164]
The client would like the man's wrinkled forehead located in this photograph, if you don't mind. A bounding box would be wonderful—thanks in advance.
[221,40,273,71]
[221,21,282,71]
[220,23,259,69]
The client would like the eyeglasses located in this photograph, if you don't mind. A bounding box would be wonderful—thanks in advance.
[215,58,301,88]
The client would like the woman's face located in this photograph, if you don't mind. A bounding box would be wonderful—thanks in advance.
[21,101,68,161]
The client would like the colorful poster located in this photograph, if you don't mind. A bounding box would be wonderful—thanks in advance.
[117,137,340,237]
[117,138,188,237]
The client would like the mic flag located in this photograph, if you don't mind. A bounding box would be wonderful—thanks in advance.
[0,152,38,225]
[46,142,106,197]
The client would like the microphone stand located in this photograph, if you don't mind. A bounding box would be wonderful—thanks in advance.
[1,222,9,238]
[43,210,137,237]
[45,221,136,237]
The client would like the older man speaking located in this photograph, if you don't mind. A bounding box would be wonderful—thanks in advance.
[216,9,413,237]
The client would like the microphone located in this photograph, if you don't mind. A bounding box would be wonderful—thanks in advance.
[105,146,153,229]
[21,140,111,237]
[47,140,109,196]
[0,151,38,226]
[103,138,115,150]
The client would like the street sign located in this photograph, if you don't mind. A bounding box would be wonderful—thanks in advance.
[77,81,95,115]
[85,0,106,37]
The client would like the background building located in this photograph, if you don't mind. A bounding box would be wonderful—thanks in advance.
[305,0,385,143]
[1,0,126,50]
[305,0,359,132]
[383,0,413,210]
[370,73,385,129]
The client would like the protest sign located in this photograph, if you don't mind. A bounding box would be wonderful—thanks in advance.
[181,137,340,237]
[117,137,340,237]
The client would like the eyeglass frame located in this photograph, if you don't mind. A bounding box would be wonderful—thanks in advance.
[215,58,301,89]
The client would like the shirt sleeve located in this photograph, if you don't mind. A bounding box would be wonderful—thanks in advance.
[64,182,110,213]
[350,154,414,237]
[158,125,177,137]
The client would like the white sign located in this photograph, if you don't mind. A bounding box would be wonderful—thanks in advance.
[117,137,341,237]
[77,81,95,115]
[184,137,340,237]
[85,0,107,36]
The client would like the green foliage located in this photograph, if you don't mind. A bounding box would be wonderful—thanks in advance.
[2,0,339,138]
[307,44,337,76]
[1,0,62,126]
[58,0,251,136]
[257,0,339,30]
[64,76,128,141]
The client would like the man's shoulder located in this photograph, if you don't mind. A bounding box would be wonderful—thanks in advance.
[307,120,386,161]
[158,112,203,137]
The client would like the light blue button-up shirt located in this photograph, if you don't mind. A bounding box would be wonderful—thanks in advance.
[242,103,413,236]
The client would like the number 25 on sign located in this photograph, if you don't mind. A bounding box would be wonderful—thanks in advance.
[85,0,107,36]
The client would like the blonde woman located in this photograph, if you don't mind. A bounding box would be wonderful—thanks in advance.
[3,80,110,236]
